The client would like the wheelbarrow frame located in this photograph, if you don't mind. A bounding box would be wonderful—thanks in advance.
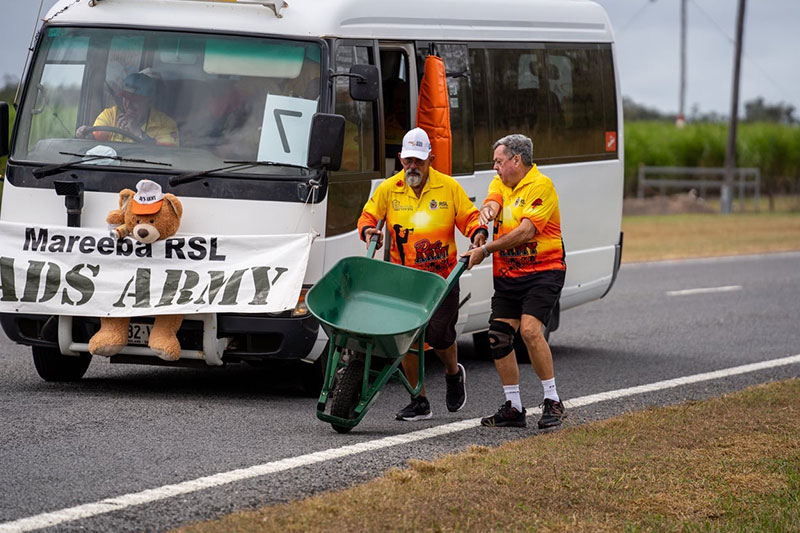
[308,223,468,432]
[314,326,427,431]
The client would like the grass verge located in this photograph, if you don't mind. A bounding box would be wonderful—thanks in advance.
[175,379,800,533]
[621,210,800,263]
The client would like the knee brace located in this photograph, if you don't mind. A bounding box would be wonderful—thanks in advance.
[488,320,516,359]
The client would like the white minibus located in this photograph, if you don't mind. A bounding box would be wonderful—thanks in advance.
[0,0,623,389]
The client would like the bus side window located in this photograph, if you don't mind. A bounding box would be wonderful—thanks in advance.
[468,43,617,164]
[545,44,613,158]
[486,48,549,154]
[469,47,492,169]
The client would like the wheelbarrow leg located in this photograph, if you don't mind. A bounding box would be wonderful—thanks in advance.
[393,330,426,398]
[316,333,347,413]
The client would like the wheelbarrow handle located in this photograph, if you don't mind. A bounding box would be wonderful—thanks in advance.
[427,253,470,314]
[366,219,386,258]
[445,254,469,291]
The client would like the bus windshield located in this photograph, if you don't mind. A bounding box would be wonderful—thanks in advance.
[12,27,322,177]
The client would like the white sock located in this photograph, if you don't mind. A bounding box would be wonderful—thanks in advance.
[541,378,559,402]
[503,384,522,412]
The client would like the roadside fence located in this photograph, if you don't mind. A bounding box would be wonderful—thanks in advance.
[637,165,761,211]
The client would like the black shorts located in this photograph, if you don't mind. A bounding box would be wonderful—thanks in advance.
[425,284,460,350]
[490,270,565,326]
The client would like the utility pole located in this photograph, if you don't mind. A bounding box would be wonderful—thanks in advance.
[676,0,687,127]
[722,0,747,214]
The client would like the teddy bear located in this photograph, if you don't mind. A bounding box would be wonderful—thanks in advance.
[88,179,185,361]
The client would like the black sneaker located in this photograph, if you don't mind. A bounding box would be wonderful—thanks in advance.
[480,400,527,427]
[538,398,566,429]
[445,363,467,412]
[395,396,432,421]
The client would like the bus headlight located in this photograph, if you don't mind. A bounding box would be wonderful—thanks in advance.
[291,288,310,317]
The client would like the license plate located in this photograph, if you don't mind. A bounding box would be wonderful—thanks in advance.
[127,323,152,346]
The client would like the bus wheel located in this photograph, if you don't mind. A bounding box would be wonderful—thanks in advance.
[32,346,92,382]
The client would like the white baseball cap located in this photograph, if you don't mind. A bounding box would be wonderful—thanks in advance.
[400,127,431,160]
[83,145,120,166]
[132,179,164,215]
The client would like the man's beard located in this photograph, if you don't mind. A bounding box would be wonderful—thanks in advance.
[406,171,422,187]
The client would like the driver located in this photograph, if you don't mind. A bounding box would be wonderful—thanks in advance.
[76,72,179,146]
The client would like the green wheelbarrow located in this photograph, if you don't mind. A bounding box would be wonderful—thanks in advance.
[306,224,468,433]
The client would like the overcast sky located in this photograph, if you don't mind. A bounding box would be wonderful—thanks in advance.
[1,0,798,117]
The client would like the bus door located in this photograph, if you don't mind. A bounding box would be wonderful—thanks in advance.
[324,39,380,268]
[378,43,418,177]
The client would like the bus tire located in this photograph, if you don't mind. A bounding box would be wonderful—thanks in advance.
[32,346,92,382]
[330,356,365,433]
[472,331,490,359]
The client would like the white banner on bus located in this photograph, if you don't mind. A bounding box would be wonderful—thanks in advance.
[0,221,312,317]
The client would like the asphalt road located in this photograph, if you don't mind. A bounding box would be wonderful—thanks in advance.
[1,252,799,532]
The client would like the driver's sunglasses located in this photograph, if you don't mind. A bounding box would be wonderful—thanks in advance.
[399,157,426,167]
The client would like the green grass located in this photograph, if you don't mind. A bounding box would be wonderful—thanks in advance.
[621,208,800,262]
[624,121,800,198]
[173,380,800,533]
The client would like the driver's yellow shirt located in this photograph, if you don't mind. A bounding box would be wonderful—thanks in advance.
[93,106,179,146]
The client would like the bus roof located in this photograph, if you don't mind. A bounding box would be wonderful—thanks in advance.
[44,0,614,43]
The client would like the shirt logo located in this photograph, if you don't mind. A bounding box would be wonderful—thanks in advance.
[514,198,524,207]
[414,239,449,264]
[532,198,543,208]
[429,200,438,210]
[392,200,413,211]
[438,201,449,208]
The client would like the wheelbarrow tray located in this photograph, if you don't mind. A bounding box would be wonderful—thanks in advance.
[306,256,449,359]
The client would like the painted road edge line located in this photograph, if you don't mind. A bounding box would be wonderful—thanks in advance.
[666,285,742,296]
[2,353,799,533]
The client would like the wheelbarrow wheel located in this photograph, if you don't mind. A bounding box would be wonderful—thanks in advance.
[330,355,365,434]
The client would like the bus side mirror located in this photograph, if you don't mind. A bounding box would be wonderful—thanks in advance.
[0,102,9,157]
[349,64,379,102]
[307,113,345,171]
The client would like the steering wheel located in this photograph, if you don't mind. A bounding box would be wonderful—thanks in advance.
[83,125,146,143]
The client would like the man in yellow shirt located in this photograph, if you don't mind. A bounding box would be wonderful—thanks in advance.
[77,72,179,146]
[463,133,567,430]
[358,128,487,421]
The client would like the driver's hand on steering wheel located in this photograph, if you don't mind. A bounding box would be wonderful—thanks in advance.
[75,125,91,139]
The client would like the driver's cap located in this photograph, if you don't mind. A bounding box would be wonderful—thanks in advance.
[120,72,155,100]
[131,179,164,215]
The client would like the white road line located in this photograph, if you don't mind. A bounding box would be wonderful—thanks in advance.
[666,285,742,296]
[2,353,799,533]
[623,250,800,268]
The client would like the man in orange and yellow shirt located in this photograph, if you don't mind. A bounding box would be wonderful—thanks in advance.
[463,133,567,430]
[358,128,487,421]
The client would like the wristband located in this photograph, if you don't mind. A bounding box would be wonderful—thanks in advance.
[482,244,490,258]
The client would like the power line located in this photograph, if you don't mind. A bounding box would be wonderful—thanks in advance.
[616,0,658,35]
[689,0,791,104]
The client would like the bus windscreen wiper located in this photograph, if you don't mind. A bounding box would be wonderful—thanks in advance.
[33,151,172,179]
[169,159,308,186]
